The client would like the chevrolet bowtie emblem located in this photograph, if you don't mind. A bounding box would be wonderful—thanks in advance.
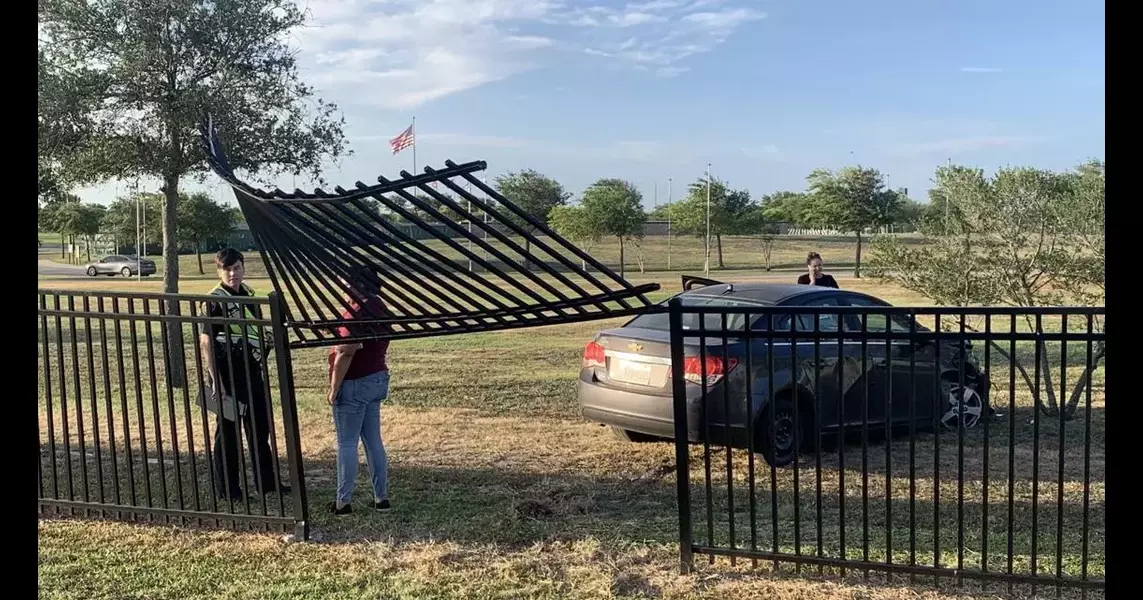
[628,343,643,352]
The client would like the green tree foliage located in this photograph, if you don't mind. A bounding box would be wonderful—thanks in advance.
[55,202,107,262]
[867,161,1105,417]
[547,205,603,270]
[669,176,754,270]
[179,193,239,274]
[40,0,350,387]
[39,0,349,296]
[759,191,817,228]
[580,179,646,278]
[102,193,164,252]
[494,170,570,268]
[806,166,900,277]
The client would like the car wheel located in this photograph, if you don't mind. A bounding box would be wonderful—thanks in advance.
[121,267,132,277]
[86,267,97,277]
[940,380,985,430]
[757,395,806,468]
[609,426,661,443]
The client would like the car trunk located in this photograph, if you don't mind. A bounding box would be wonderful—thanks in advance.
[593,327,676,394]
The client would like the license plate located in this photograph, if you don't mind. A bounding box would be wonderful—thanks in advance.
[612,358,652,385]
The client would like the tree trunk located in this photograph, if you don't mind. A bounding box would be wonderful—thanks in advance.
[618,236,625,279]
[196,238,205,275]
[85,236,91,262]
[523,237,532,272]
[60,233,65,258]
[716,234,724,268]
[854,231,863,278]
[162,175,186,388]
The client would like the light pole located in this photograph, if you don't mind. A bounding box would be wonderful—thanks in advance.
[704,163,712,277]
[666,177,672,271]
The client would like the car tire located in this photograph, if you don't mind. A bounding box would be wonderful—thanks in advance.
[609,426,661,443]
[121,267,132,277]
[86,267,97,277]
[939,371,986,430]
[756,394,808,468]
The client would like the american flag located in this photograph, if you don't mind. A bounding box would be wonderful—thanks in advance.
[389,123,414,155]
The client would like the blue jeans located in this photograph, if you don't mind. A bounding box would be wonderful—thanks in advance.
[332,370,390,505]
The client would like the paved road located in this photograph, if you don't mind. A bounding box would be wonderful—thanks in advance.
[38,258,88,279]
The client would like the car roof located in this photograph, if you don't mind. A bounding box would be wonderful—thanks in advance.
[681,282,888,306]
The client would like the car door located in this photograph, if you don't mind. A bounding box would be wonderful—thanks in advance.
[846,301,939,426]
[839,296,904,427]
[781,296,846,430]
[95,256,114,274]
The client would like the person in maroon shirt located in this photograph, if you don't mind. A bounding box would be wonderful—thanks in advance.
[327,267,393,515]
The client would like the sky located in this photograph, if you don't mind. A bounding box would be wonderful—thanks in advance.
[77,0,1105,209]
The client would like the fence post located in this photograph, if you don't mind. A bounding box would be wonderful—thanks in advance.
[669,297,694,573]
[269,291,309,541]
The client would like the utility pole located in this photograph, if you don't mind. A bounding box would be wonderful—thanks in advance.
[666,177,672,271]
[704,164,712,277]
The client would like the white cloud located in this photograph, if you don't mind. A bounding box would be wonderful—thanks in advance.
[959,66,1003,73]
[297,0,764,109]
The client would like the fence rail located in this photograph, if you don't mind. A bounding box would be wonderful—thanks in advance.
[667,300,1105,594]
[37,289,309,539]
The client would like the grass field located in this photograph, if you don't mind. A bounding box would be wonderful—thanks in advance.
[36,265,1104,600]
[38,232,928,276]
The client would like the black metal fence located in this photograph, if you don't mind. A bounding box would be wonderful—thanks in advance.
[37,289,309,539]
[667,301,1105,594]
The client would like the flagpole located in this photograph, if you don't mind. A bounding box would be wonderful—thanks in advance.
[411,116,417,177]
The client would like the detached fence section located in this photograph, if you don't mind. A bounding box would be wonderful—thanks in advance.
[37,289,309,539]
[668,302,1105,593]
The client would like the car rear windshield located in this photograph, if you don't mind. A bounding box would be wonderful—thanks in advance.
[625,295,765,332]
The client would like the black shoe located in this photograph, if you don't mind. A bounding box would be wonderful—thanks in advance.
[259,484,292,496]
[374,499,391,512]
[329,501,353,516]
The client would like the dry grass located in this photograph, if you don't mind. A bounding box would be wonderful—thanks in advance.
[36,267,1104,600]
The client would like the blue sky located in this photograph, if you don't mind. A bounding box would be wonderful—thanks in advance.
[79,0,1105,209]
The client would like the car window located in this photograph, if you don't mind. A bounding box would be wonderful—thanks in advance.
[843,296,914,333]
[753,297,842,333]
[795,298,841,333]
[102,256,118,262]
[626,294,763,332]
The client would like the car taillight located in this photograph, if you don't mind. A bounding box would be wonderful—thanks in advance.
[681,355,739,385]
[583,340,606,369]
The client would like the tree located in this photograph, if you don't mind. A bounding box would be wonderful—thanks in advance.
[56,201,107,262]
[547,205,603,271]
[916,188,966,236]
[891,195,924,232]
[806,166,899,277]
[866,162,1105,418]
[494,170,570,268]
[102,193,164,253]
[38,49,95,205]
[41,0,349,387]
[760,190,815,228]
[39,194,83,259]
[580,179,646,278]
[670,176,755,269]
[740,206,780,270]
[179,192,239,274]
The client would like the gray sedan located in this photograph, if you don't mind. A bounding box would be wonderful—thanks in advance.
[85,255,156,277]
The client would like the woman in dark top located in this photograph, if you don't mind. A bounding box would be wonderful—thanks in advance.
[796,252,839,288]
